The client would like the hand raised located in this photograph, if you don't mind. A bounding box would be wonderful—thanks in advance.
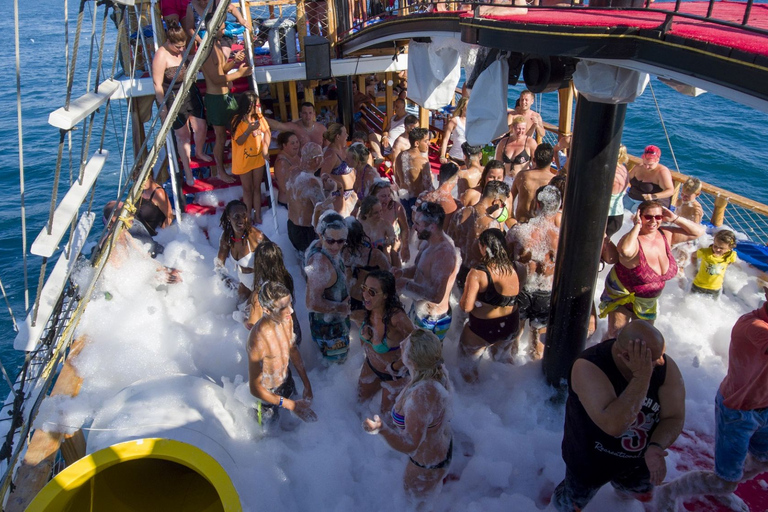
[620,339,653,381]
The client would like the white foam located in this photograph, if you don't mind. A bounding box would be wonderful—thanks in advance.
[31,206,765,511]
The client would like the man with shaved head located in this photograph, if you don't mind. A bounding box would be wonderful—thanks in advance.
[551,321,686,511]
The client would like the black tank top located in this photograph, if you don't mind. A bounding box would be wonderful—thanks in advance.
[475,264,517,308]
[562,339,667,486]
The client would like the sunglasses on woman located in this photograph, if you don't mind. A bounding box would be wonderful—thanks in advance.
[324,237,346,246]
[642,214,663,221]
[361,284,378,297]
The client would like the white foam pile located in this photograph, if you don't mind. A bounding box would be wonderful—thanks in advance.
[33,203,767,511]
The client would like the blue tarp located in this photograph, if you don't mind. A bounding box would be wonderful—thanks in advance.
[736,241,768,273]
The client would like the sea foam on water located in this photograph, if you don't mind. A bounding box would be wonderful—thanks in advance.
[30,205,768,511]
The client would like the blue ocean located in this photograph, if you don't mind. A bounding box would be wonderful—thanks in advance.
[0,0,766,397]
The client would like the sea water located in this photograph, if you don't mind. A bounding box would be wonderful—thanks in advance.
[0,7,768,504]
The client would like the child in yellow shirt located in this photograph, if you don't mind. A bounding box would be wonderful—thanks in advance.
[231,92,271,224]
[691,229,737,298]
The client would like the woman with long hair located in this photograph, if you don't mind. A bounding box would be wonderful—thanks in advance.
[216,200,267,301]
[231,92,271,224]
[274,131,301,208]
[599,199,704,338]
[151,20,211,187]
[439,97,468,166]
[369,180,410,266]
[353,269,412,415]
[357,195,397,266]
[320,123,357,215]
[460,159,506,207]
[495,115,538,179]
[343,219,390,312]
[245,241,302,345]
[348,143,377,200]
[458,228,521,383]
[364,328,453,508]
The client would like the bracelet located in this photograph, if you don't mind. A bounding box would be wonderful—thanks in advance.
[672,215,680,223]
[648,441,664,450]
[278,396,284,408]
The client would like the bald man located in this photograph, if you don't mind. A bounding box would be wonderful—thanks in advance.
[552,321,686,511]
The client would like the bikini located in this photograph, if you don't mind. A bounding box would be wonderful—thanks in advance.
[502,136,531,166]
[361,318,406,382]
[627,176,671,207]
[229,237,255,291]
[135,187,167,236]
[468,265,520,344]
[391,406,453,470]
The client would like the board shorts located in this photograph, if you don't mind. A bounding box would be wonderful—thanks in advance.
[409,304,452,341]
[552,467,652,512]
[287,219,318,253]
[468,310,520,345]
[714,391,768,482]
[518,289,552,328]
[598,269,659,322]
[204,92,238,127]
[256,367,296,423]
[171,84,205,131]
[309,312,351,362]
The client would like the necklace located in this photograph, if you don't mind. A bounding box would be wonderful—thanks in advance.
[230,232,247,244]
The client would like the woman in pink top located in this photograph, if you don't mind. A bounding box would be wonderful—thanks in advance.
[599,200,704,339]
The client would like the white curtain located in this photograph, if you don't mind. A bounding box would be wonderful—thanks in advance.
[465,57,509,146]
[407,40,461,110]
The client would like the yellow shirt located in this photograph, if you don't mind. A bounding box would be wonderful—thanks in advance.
[231,116,269,175]
[693,247,737,290]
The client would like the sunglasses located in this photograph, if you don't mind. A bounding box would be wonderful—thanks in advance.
[361,284,378,297]
[324,237,346,246]
[642,214,663,221]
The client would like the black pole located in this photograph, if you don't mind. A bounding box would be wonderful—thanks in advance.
[543,96,627,387]
[337,77,354,129]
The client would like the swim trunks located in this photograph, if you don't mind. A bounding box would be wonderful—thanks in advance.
[517,289,551,327]
[256,367,296,423]
[308,312,351,362]
[205,92,238,127]
[160,0,189,20]
[409,304,452,341]
[287,219,318,253]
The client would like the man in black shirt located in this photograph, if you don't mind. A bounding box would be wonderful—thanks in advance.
[552,320,686,511]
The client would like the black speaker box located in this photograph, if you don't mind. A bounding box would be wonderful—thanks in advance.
[304,36,332,80]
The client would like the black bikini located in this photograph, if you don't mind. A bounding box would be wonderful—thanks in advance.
[468,265,520,344]
[502,136,531,165]
[475,265,517,307]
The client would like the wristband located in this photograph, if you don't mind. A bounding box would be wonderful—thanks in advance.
[278,396,284,408]
[672,215,679,223]
[648,441,664,450]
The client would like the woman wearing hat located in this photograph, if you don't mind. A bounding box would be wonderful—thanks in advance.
[626,145,676,211]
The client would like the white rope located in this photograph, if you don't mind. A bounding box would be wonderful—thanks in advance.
[117,6,143,195]
[241,0,280,233]
[648,80,681,175]
[0,276,17,333]
[13,0,29,311]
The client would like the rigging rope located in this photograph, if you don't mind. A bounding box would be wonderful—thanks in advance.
[117,5,141,195]
[0,276,18,333]
[648,80,681,175]
[65,0,87,110]
[13,0,29,311]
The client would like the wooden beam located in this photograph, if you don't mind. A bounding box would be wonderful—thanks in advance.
[327,0,337,47]
[289,81,299,120]
[419,104,429,129]
[277,83,288,121]
[6,337,88,512]
[296,0,308,56]
[347,48,399,57]
[304,81,315,105]
[558,81,574,137]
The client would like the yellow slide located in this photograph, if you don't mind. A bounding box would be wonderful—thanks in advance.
[27,438,241,512]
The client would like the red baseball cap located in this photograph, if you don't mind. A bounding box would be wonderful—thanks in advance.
[644,145,661,158]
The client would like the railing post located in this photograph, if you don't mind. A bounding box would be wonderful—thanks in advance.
[712,194,729,226]
[557,82,574,139]
[328,0,338,47]
[296,0,308,55]
[670,181,682,209]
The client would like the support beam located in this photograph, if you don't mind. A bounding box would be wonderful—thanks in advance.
[543,97,627,387]
[337,76,354,129]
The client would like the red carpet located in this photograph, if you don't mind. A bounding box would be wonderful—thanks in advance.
[472,1,768,57]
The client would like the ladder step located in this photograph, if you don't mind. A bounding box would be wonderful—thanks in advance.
[48,79,120,130]
[15,212,95,352]
[31,150,108,258]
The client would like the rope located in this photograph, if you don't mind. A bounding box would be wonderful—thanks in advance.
[0,357,16,399]
[0,276,17,333]
[117,5,142,194]
[648,80,681,175]
[65,0,87,110]
[13,0,29,311]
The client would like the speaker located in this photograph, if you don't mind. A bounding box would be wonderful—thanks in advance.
[523,56,577,94]
[304,36,332,80]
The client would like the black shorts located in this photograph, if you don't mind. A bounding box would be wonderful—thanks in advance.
[518,290,551,327]
[171,83,205,131]
[259,368,296,421]
[605,214,623,239]
[287,219,318,253]
[553,467,652,511]
[691,283,721,298]
[467,311,520,344]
